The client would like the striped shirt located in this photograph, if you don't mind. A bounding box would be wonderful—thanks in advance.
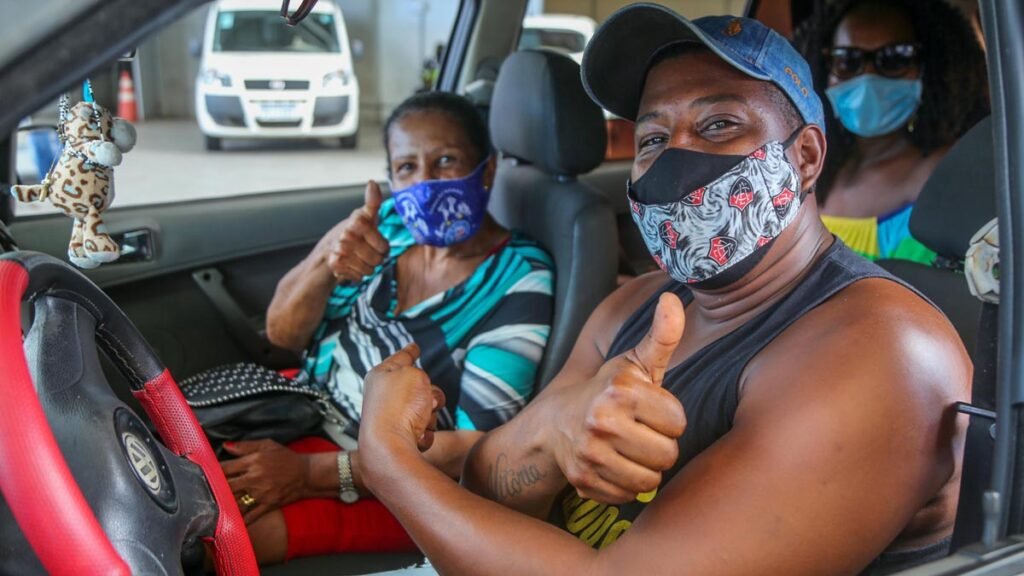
[304,198,555,432]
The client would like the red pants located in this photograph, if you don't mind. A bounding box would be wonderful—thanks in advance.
[282,437,417,560]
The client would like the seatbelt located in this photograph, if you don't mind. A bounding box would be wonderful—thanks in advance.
[951,303,999,550]
[951,218,1001,550]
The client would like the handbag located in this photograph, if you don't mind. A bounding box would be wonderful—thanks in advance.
[179,363,357,455]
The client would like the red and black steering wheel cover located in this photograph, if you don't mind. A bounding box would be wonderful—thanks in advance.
[133,370,258,575]
[0,261,128,574]
[0,254,257,575]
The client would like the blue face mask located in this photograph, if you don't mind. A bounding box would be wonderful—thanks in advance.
[825,74,923,138]
[391,159,490,247]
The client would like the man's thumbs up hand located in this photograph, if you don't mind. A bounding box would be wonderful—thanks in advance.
[627,293,686,388]
[552,293,688,505]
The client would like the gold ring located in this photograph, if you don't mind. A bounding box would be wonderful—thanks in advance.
[240,493,256,507]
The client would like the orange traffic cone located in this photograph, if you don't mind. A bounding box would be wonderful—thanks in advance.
[117,70,137,122]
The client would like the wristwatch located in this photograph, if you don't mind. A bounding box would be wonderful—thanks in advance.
[337,452,360,504]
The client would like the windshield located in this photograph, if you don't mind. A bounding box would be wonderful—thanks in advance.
[213,10,340,53]
[519,28,586,54]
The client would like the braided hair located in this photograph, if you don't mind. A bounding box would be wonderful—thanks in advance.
[794,0,989,202]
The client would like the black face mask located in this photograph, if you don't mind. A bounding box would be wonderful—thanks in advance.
[632,148,748,205]
[626,128,804,289]
[630,128,804,204]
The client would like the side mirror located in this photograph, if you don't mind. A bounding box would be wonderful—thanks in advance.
[15,125,61,187]
[189,37,202,59]
[350,38,365,61]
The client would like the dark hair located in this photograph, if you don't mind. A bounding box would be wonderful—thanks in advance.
[647,42,804,134]
[794,0,990,202]
[382,91,490,169]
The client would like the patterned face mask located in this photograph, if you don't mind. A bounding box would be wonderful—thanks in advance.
[392,159,490,247]
[628,132,803,285]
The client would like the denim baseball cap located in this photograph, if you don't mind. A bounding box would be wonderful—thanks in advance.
[581,4,824,130]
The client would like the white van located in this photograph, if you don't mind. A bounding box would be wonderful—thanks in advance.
[195,0,359,150]
[519,14,597,64]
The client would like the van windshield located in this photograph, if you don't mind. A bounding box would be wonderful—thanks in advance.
[519,28,586,55]
[213,10,340,53]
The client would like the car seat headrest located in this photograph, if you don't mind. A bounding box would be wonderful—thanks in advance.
[911,116,996,261]
[490,50,607,177]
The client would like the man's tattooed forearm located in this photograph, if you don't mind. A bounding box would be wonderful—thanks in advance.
[488,453,546,502]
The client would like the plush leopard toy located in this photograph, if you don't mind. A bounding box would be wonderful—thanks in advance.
[11,96,136,268]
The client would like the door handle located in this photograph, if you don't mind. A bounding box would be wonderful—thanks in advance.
[112,228,154,263]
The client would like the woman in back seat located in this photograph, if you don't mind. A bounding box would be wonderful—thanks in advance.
[796,0,988,264]
[212,91,554,564]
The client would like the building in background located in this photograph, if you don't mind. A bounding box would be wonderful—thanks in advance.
[136,0,458,125]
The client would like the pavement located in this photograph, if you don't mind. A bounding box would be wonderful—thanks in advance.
[14,119,387,215]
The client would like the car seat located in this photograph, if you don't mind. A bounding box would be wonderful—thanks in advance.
[876,117,995,354]
[876,116,997,551]
[487,49,617,390]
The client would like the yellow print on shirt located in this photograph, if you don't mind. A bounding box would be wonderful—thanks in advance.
[560,488,659,548]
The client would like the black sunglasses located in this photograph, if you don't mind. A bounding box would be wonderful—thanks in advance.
[279,0,319,26]
[824,43,922,80]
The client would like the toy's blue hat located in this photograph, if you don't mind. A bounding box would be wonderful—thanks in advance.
[582,4,824,130]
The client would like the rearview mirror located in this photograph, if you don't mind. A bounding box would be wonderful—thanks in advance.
[189,37,202,59]
[15,125,61,187]
[351,38,365,61]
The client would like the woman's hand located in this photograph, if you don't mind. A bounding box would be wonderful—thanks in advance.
[326,180,390,283]
[265,179,388,350]
[359,344,446,486]
[220,439,312,524]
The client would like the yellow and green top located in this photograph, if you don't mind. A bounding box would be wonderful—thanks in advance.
[821,203,936,265]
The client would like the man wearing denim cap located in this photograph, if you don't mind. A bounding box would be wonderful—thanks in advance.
[352,5,970,575]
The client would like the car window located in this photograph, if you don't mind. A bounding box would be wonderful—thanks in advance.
[11,0,459,217]
[214,10,341,53]
[519,28,586,55]
[518,1,749,162]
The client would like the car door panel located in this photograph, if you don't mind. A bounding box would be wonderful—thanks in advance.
[10,183,370,389]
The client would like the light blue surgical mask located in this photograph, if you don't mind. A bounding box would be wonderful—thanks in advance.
[825,75,923,138]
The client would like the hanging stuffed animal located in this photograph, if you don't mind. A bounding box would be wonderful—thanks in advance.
[11,88,136,268]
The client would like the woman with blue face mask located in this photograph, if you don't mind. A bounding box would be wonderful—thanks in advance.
[186,91,554,565]
[796,0,988,264]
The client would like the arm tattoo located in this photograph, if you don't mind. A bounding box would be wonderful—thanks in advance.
[488,452,546,503]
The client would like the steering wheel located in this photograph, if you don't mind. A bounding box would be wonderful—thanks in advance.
[0,252,258,575]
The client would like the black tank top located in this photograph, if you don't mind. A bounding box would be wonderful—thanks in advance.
[552,241,949,574]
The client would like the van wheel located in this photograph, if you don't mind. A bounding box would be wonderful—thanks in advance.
[340,132,358,150]
[205,136,223,151]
